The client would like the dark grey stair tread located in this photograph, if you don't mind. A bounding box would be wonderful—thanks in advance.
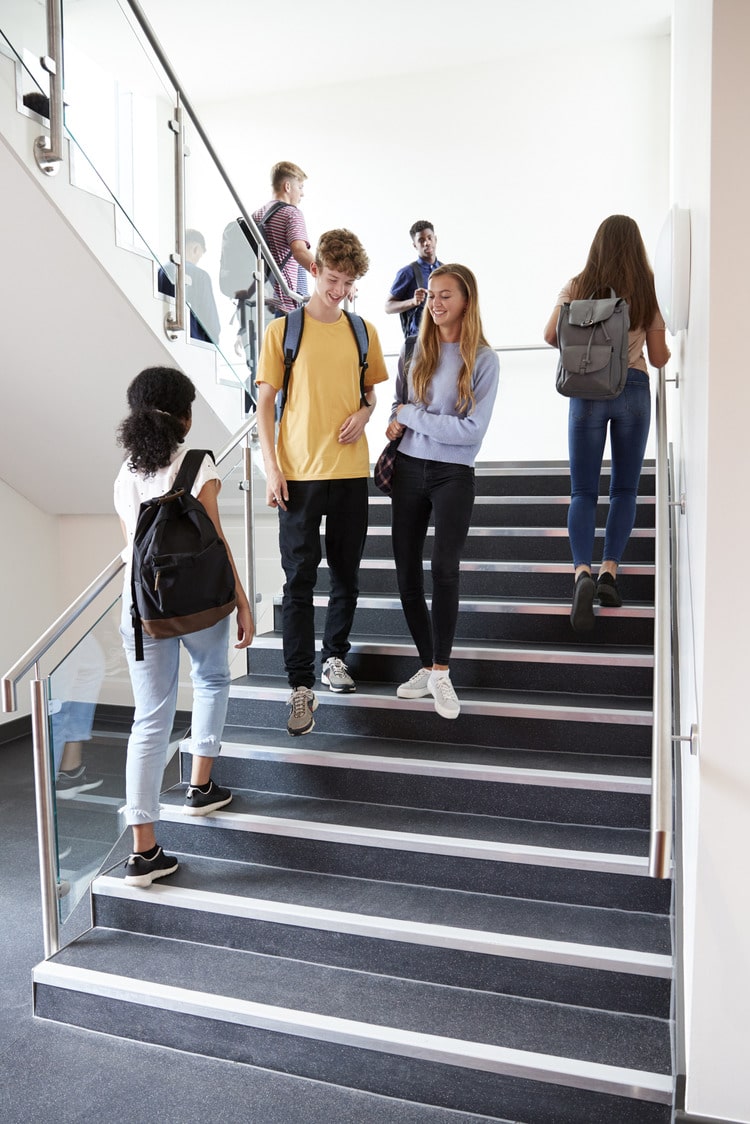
[101,853,670,954]
[159,787,650,856]
[220,725,653,778]
[232,674,653,718]
[51,929,670,1073]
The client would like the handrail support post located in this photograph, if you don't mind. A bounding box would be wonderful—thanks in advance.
[34,0,65,175]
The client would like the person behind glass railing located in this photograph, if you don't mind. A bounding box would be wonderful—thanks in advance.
[543,214,671,634]
[157,228,221,346]
[386,264,499,720]
[113,368,253,887]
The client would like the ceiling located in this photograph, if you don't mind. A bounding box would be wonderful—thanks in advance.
[133,0,672,103]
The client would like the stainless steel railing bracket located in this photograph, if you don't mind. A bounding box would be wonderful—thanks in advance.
[673,723,700,757]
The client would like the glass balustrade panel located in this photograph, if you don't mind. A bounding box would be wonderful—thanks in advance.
[49,588,199,934]
[43,0,250,423]
[0,2,49,115]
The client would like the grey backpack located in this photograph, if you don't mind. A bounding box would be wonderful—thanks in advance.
[555,288,630,399]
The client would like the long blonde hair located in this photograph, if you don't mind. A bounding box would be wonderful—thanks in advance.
[410,264,490,414]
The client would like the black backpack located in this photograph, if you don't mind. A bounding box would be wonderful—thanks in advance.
[278,307,370,421]
[130,450,236,661]
[555,288,630,400]
[399,262,424,338]
[219,202,292,302]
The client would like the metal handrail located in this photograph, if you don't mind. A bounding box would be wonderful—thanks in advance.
[1,413,257,714]
[124,0,302,311]
[649,365,673,878]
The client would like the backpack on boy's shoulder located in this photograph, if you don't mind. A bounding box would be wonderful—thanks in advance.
[399,262,424,338]
[555,288,630,400]
[219,202,292,306]
[277,307,370,421]
[130,450,236,661]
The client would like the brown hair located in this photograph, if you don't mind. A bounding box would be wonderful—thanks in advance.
[271,160,307,192]
[411,264,490,414]
[315,229,370,279]
[570,214,658,331]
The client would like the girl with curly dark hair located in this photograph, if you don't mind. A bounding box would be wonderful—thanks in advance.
[114,367,253,886]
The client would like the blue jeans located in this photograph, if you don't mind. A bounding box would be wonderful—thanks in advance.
[391,453,476,666]
[120,606,231,825]
[567,369,651,568]
[278,478,369,689]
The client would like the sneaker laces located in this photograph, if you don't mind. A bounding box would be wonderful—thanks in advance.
[433,676,458,702]
[290,688,311,717]
[327,658,348,674]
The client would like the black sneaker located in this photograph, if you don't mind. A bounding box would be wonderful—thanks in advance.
[123,847,179,887]
[55,765,104,799]
[183,780,233,816]
[596,570,623,607]
[570,571,596,633]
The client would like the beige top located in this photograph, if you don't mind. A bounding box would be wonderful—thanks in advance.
[557,283,666,375]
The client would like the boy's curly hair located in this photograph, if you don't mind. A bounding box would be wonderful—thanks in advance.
[315,229,369,279]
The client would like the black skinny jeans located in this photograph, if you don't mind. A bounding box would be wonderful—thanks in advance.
[279,478,369,688]
[391,452,475,667]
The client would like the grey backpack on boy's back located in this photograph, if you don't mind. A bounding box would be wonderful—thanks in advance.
[555,288,630,399]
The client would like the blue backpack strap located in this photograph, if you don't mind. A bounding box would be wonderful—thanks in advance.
[342,310,370,407]
[279,307,305,420]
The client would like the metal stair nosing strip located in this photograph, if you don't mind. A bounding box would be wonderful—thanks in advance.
[228,684,653,727]
[351,526,656,539]
[304,594,655,618]
[348,558,656,574]
[215,742,652,794]
[156,806,660,877]
[367,495,656,508]
[91,875,671,978]
[33,961,672,1103]
[250,634,655,668]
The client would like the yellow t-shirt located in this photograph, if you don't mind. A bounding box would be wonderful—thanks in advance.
[257,312,389,481]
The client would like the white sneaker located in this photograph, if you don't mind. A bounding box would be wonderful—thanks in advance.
[428,672,460,719]
[396,667,433,699]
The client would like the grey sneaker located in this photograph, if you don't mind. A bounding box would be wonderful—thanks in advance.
[321,657,356,693]
[396,667,433,699]
[287,686,319,736]
[428,673,461,720]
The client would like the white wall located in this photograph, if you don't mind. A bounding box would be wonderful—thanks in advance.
[673,2,750,1121]
[191,35,670,462]
[0,481,62,723]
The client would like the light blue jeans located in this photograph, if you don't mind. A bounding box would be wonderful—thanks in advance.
[120,605,231,825]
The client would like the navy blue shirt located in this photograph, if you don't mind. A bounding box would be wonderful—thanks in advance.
[389,258,443,337]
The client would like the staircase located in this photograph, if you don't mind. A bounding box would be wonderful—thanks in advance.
[33,461,674,1123]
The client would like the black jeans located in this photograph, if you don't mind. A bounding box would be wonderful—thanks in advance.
[391,452,475,667]
[278,478,369,688]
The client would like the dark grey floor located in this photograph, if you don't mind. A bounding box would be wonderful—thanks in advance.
[0,733,505,1124]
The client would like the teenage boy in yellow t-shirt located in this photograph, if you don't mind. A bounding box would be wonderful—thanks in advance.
[256,229,389,736]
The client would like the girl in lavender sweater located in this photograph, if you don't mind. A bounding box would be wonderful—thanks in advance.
[385,264,499,719]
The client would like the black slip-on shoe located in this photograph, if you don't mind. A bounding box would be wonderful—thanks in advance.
[596,571,623,607]
[570,572,596,633]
